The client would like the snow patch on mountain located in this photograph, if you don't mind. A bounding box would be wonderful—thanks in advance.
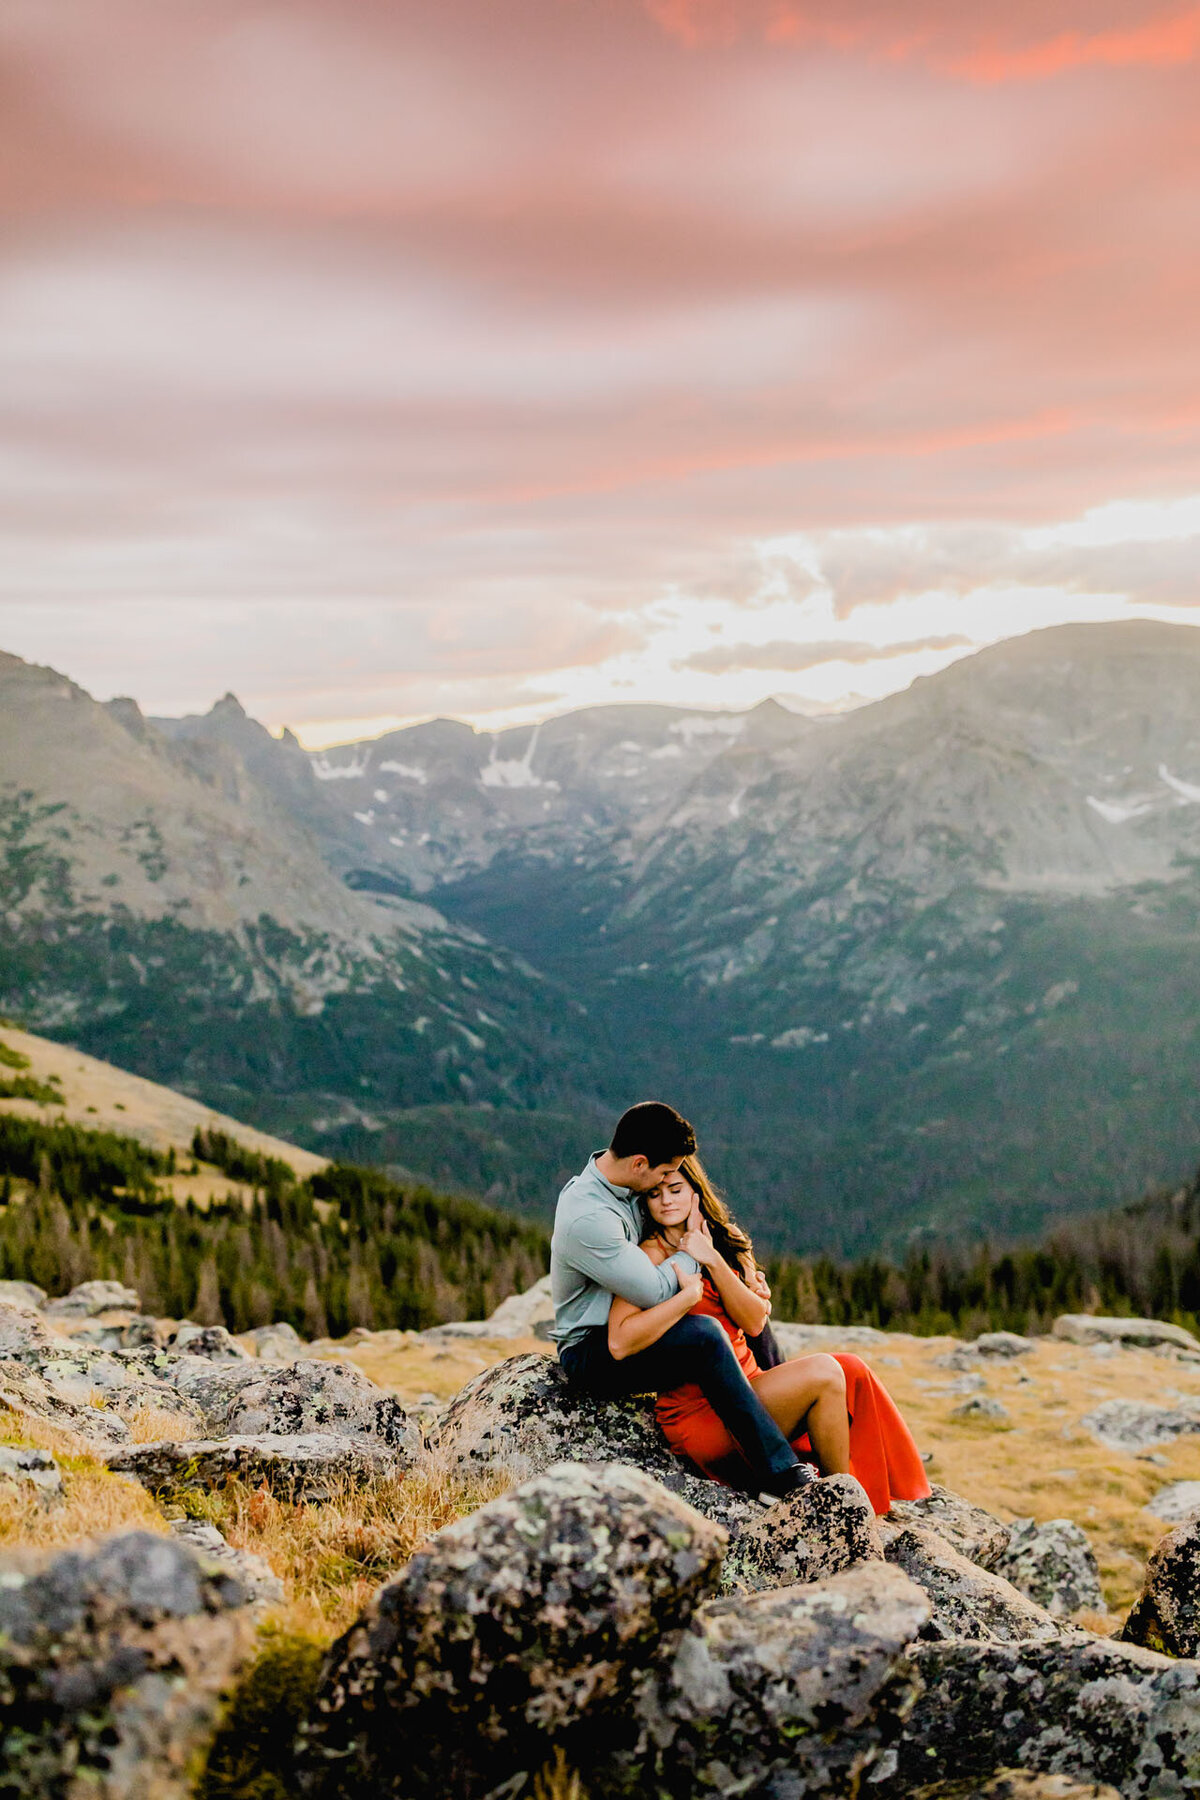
[1160,764,1200,804]
[311,749,370,781]
[1086,795,1155,824]
[378,760,428,784]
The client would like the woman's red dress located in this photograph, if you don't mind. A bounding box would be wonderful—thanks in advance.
[654,1282,931,1513]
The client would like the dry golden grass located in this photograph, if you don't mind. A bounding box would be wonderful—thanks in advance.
[0,1411,166,1551]
[180,1459,516,1638]
[126,1402,205,1443]
[531,1749,588,1800]
[313,1330,547,1401]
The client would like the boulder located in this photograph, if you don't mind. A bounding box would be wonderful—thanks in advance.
[43,1279,141,1318]
[168,1518,285,1608]
[1052,1314,1200,1352]
[107,1432,405,1501]
[1079,1398,1200,1453]
[0,1443,63,1504]
[994,1518,1104,1618]
[1145,1480,1200,1525]
[432,1352,763,1533]
[594,1563,931,1798]
[431,1273,556,1341]
[885,1526,1061,1643]
[879,1635,1200,1800]
[0,1278,46,1309]
[172,1323,254,1361]
[972,1331,1038,1358]
[172,1358,421,1460]
[884,1484,1011,1569]
[244,1321,306,1361]
[67,1315,166,1353]
[1118,1516,1200,1657]
[771,1321,892,1352]
[950,1394,1011,1422]
[0,1529,255,1800]
[912,1775,1121,1800]
[0,1304,203,1426]
[0,1361,133,1447]
[296,1461,727,1799]
[721,1472,884,1594]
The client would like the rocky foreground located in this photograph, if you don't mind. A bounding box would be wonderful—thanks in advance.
[5,1279,1200,1798]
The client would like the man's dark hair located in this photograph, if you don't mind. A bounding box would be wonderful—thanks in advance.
[610,1101,696,1165]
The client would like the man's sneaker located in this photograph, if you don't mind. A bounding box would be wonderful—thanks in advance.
[760,1463,819,1503]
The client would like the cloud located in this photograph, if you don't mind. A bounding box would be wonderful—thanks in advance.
[682,632,974,673]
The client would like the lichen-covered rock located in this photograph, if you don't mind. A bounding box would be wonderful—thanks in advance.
[1145,1480,1200,1525]
[880,1634,1200,1800]
[951,1394,1011,1422]
[0,1278,46,1309]
[1053,1314,1200,1352]
[432,1353,761,1532]
[1079,1397,1200,1453]
[721,1472,883,1593]
[885,1526,1061,1643]
[173,1358,421,1460]
[884,1484,1011,1569]
[0,1443,63,1503]
[43,1279,141,1318]
[994,1518,1104,1618]
[243,1321,305,1361]
[912,1773,1122,1800]
[0,1305,202,1426]
[770,1322,892,1352]
[169,1518,285,1607]
[972,1331,1038,1358]
[296,1461,727,1800]
[0,1529,255,1800]
[0,1360,133,1446]
[594,1563,931,1798]
[107,1432,404,1500]
[1118,1515,1200,1657]
[172,1323,254,1361]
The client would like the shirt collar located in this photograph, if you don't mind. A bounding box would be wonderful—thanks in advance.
[588,1152,634,1201]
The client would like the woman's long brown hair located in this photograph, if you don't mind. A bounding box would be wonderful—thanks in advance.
[649,1154,757,1279]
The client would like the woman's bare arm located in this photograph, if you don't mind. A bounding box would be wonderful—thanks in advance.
[679,1229,769,1336]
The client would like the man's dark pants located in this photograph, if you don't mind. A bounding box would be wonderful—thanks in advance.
[558,1313,798,1489]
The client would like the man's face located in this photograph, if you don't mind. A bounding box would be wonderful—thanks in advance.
[626,1155,682,1194]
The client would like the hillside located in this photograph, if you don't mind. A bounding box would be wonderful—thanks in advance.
[4,622,1200,1251]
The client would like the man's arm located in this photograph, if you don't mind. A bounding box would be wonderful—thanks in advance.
[566,1210,695,1308]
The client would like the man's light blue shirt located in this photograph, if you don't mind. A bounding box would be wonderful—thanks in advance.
[551,1153,696,1351]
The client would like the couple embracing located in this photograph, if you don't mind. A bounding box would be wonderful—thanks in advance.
[551,1100,930,1513]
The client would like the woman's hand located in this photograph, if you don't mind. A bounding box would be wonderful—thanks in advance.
[680,1223,722,1268]
[749,1266,773,1313]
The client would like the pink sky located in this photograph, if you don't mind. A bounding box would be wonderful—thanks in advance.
[2,0,1199,742]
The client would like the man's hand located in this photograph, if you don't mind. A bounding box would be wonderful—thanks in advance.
[679,1270,704,1309]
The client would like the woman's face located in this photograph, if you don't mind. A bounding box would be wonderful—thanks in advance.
[647,1170,695,1229]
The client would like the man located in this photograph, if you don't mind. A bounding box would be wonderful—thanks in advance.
[551,1100,809,1498]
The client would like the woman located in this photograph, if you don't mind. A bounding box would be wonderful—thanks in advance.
[607,1156,930,1514]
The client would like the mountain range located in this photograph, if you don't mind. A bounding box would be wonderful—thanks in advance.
[2,620,1199,1255]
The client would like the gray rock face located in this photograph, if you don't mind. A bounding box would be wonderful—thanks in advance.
[950,1394,1011,1422]
[1053,1314,1200,1352]
[881,1635,1200,1800]
[431,1273,556,1342]
[596,1563,931,1799]
[995,1517,1104,1618]
[297,1461,728,1799]
[1119,1516,1200,1657]
[885,1526,1061,1643]
[173,1358,421,1459]
[168,1518,285,1607]
[0,1278,46,1309]
[722,1472,884,1594]
[0,1529,255,1800]
[1145,1480,1200,1525]
[107,1432,404,1500]
[43,1279,141,1318]
[432,1352,762,1533]
[0,1361,133,1446]
[1079,1397,1200,1453]
[972,1331,1038,1358]
[884,1484,1012,1568]
[244,1321,305,1361]
[0,1443,63,1503]
[0,1304,203,1427]
[172,1323,253,1361]
[770,1322,892,1352]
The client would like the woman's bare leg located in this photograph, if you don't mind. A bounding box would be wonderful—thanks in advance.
[752,1354,851,1475]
